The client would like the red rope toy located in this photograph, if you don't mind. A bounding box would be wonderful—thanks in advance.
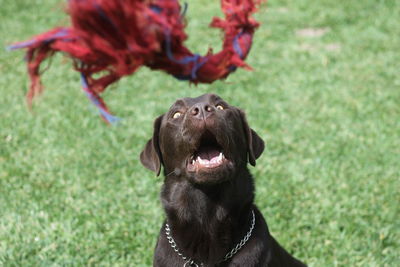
[10,0,263,123]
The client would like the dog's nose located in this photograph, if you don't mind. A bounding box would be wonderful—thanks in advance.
[189,102,215,119]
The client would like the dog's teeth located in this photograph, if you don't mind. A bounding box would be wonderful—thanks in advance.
[197,157,206,165]
[194,153,225,168]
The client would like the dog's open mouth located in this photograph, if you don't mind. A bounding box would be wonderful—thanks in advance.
[187,130,227,172]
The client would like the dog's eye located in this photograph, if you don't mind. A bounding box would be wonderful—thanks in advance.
[172,111,182,119]
[216,104,224,110]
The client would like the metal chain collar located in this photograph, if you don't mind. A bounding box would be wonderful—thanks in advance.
[165,209,256,267]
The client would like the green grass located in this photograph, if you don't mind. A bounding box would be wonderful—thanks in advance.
[1,0,399,266]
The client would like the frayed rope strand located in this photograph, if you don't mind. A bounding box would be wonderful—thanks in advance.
[80,73,121,125]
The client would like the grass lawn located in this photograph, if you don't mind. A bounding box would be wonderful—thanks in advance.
[1,0,399,266]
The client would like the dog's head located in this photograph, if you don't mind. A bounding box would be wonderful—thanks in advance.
[140,94,264,184]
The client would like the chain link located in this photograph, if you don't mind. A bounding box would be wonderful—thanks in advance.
[222,210,255,261]
[165,223,190,262]
[165,209,256,266]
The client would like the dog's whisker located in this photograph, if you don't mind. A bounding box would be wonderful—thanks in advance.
[165,170,177,177]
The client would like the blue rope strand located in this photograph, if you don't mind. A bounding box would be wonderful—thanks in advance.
[80,73,121,124]
[233,32,244,58]
[181,2,188,17]
[7,28,69,51]
[150,4,163,14]
[164,30,209,81]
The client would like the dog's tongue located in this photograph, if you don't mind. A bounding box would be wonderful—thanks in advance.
[197,146,220,161]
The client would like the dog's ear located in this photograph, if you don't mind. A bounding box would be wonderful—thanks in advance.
[239,110,265,166]
[140,115,163,176]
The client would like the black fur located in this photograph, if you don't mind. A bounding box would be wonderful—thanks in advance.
[141,94,307,266]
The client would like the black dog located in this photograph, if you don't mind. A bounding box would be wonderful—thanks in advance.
[141,94,307,267]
